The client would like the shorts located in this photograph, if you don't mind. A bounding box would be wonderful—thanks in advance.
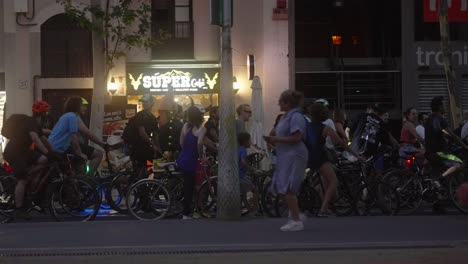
[128,144,154,164]
[4,149,42,179]
[80,144,96,157]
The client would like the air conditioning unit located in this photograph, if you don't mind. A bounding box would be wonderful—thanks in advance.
[14,0,28,13]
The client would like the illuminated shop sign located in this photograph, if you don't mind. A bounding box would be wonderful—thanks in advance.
[126,65,220,95]
[424,0,468,22]
[416,45,468,66]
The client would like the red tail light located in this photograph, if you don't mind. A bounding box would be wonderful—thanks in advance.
[3,162,12,173]
[405,156,416,168]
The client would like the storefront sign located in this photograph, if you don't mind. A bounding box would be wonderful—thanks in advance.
[424,0,468,22]
[126,65,220,95]
[416,45,468,66]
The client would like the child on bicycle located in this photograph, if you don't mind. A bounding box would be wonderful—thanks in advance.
[238,132,259,214]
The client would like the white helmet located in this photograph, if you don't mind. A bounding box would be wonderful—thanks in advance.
[315,98,329,107]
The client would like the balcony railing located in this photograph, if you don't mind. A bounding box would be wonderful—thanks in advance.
[152,21,194,60]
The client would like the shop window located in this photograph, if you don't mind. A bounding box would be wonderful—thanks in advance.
[296,71,401,114]
[295,0,401,58]
[414,0,468,41]
[41,14,93,78]
[152,0,194,60]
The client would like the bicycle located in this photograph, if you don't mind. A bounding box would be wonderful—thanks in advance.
[384,148,468,214]
[126,161,183,220]
[0,154,100,223]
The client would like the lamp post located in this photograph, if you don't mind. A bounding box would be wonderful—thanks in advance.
[217,0,240,220]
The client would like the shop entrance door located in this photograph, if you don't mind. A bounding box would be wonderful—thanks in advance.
[42,89,93,127]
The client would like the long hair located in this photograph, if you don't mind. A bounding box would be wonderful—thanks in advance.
[187,106,204,127]
[63,96,82,113]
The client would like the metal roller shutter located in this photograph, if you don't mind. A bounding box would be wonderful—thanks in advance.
[418,75,447,114]
[461,75,468,112]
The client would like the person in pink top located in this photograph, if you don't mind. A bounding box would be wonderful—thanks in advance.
[399,107,425,159]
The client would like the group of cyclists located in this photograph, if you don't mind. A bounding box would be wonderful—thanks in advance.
[2,97,105,220]
[1,92,467,223]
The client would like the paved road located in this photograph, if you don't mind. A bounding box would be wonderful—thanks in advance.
[0,215,467,263]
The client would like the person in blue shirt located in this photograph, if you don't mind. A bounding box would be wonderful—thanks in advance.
[49,97,83,157]
[238,132,259,214]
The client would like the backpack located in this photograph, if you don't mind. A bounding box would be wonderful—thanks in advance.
[291,111,327,167]
[1,114,31,140]
[122,116,138,145]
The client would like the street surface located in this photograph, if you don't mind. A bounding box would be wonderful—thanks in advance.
[0,215,467,263]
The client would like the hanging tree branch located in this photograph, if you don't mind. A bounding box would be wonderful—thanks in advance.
[57,0,167,76]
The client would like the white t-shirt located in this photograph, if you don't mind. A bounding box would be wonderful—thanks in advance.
[323,118,336,149]
[416,125,425,141]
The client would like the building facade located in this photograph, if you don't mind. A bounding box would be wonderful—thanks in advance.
[291,0,468,125]
[0,0,290,137]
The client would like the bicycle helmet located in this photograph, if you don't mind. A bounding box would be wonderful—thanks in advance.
[81,97,89,105]
[315,98,329,107]
[32,100,51,113]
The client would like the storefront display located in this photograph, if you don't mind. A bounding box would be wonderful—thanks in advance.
[126,64,220,112]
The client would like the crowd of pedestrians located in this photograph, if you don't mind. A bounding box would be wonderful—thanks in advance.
[2,92,468,228]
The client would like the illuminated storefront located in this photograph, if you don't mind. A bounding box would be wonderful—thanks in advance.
[125,63,220,112]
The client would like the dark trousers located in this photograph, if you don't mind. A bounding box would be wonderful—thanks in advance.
[182,169,196,216]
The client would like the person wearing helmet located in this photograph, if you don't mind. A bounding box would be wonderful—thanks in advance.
[49,96,105,177]
[2,102,56,220]
[32,100,52,136]
[314,99,338,164]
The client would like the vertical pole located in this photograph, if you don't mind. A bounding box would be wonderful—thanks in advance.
[439,0,462,126]
[89,0,107,140]
[217,0,240,220]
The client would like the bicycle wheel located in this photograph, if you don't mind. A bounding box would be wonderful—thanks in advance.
[354,181,400,216]
[0,175,16,222]
[127,179,171,220]
[332,184,356,216]
[448,172,468,214]
[49,177,100,222]
[383,170,423,215]
[297,181,321,217]
[240,179,260,216]
[197,176,217,218]
[106,171,134,213]
[261,180,279,217]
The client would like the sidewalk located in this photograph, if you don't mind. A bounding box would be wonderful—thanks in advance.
[0,215,467,263]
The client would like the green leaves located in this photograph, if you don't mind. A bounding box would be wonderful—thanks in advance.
[57,0,157,72]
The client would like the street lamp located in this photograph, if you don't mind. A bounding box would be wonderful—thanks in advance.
[107,77,117,95]
[233,76,240,93]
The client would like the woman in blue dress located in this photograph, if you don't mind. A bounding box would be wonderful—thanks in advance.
[264,90,307,232]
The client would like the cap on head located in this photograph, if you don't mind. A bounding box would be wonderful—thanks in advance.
[140,94,154,103]
[32,100,51,113]
[192,104,206,114]
[81,97,89,105]
[315,98,329,107]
